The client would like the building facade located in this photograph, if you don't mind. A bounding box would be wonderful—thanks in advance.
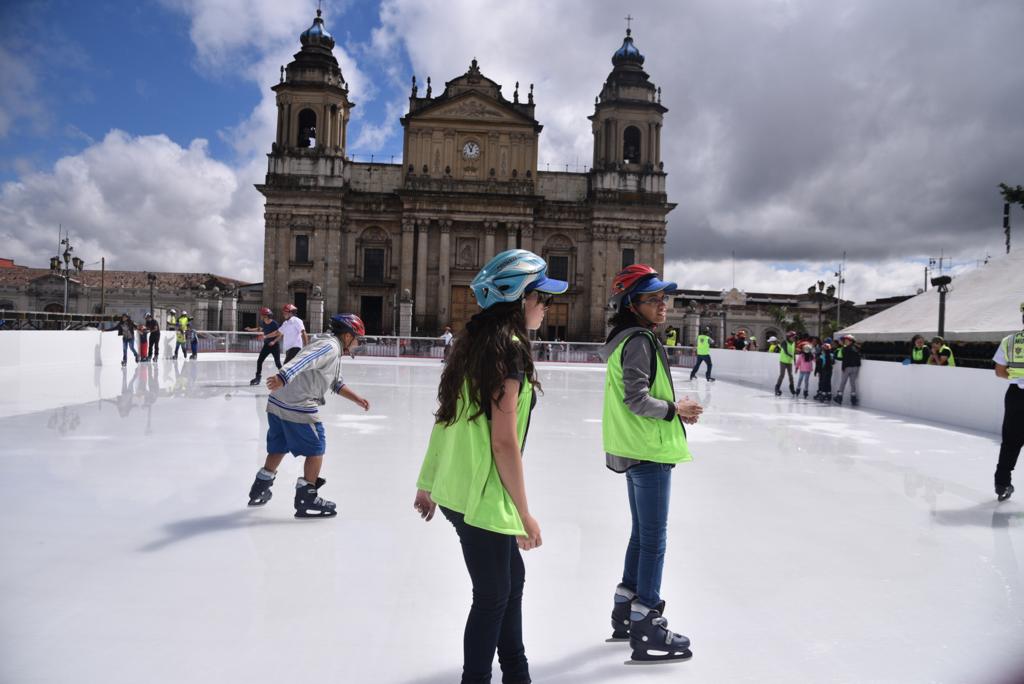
[258,10,675,340]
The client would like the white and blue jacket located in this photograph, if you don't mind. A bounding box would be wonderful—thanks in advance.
[267,335,344,425]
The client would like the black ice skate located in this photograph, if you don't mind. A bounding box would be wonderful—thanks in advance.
[850,394,859,407]
[707,377,715,382]
[774,388,782,397]
[833,393,843,405]
[294,478,337,518]
[626,602,692,665]
[997,484,1014,502]
[803,391,808,399]
[248,468,276,506]
[249,375,261,386]
[608,584,636,642]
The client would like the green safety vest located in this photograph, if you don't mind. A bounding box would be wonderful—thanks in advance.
[602,331,692,465]
[416,377,534,536]
[696,334,711,355]
[1002,332,1024,380]
[779,340,796,364]
[911,346,926,363]
[835,347,844,361]
[768,343,780,353]
[938,345,956,367]
[666,331,677,346]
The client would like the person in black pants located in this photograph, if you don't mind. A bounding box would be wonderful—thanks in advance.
[992,305,1024,501]
[143,313,160,361]
[245,308,282,386]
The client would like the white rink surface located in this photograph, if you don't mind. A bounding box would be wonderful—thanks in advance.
[1,355,1023,684]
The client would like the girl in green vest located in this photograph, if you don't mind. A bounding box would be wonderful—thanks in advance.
[599,264,702,664]
[413,249,567,684]
[910,335,928,364]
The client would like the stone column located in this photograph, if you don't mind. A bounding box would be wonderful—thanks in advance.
[309,288,325,334]
[506,222,518,251]
[686,313,700,347]
[399,289,413,337]
[438,220,452,327]
[415,219,429,331]
[400,218,415,300]
[193,295,209,330]
[520,224,534,253]
[484,221,496,261]
[588,226,609,340]
[222,294,238,332]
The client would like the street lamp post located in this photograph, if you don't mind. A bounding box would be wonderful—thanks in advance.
[50,234,84,315]
[931,275,952,337]
[147,273,157,314]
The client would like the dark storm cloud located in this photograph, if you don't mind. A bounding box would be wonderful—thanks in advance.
[651,0,1024,262]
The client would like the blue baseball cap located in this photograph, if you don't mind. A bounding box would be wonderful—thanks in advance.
[527,274,569,295]
[632,276,677,294]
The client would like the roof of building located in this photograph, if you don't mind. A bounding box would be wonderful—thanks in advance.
[0,267,249,292]
[838,249,1024,342]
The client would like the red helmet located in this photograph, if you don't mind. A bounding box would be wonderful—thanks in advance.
[330,313,365,336]
[609,264,658,308]
[786,330,797,338]
[282,303,298,313]
[259,307,272,316]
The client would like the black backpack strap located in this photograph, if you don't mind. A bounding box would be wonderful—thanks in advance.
[623,329,659,388]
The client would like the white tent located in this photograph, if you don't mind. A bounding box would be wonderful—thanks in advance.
[838,249,1024,342]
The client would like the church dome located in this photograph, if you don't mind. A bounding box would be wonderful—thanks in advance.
[300,9,335,50]
[612,29,645,67]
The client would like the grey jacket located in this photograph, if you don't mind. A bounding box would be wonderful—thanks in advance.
[598,326,679,472]
[266,335,344,425]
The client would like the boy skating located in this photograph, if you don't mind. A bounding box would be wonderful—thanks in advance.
[247,313,369,518]
[245,307,282,385]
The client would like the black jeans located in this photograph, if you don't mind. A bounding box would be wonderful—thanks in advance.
[441,506,530,684]
[284,347,300,364]
[995,385,1024,490]
[255,344,282,376]
[690,354,712,379]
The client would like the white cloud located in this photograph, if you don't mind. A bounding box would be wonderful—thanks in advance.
[0,130,262,279]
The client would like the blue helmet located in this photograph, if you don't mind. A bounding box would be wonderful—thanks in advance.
[470,249,568,310]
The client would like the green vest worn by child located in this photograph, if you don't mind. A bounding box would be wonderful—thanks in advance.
[416,378,534,536]
[603,331,692,464]
[779,340,796,364]
[696,334,711,355]
[911,346,926,363]
[938,345,956,367]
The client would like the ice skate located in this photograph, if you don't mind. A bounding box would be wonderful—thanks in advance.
[249,375,261,386]
[626,601,691,665]
[607,584,636,642]
[121,359,127,367]
[803,391,808,399]
[834,393,843,405]
[774,388,782,397]
[850,394,859,407]
[294,478,337,518]
[997,484,1014,502]
[247,468,275,506]
[707,377,715,382]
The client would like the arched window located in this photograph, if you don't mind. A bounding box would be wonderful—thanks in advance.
[623,125,641,164]
[297,108,317,148]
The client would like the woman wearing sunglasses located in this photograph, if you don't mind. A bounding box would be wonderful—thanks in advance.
[598,264,702,665]
[413,249,567,684]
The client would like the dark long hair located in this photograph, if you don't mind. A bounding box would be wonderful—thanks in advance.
[435,301,540,426]
[606,305,651,342]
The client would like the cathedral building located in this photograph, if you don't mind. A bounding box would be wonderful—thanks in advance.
[258,9,675,340]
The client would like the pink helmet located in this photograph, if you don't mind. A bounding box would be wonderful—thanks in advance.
[282,304,297,313]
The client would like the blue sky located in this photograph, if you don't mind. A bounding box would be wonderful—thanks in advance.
[0,0,407,181]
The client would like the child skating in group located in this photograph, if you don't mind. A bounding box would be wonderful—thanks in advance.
[599,264,703,665]
[815,342,835,402]
[774,330,798,396]
[794,343,815,398]
[247,313,369,518]
[834,334,862,406]
[413,250,567,684]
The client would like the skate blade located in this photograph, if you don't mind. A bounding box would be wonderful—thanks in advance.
[605,636,630,643]
[625,649,692,665]
[294,509,338,518]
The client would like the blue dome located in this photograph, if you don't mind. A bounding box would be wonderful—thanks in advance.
[300,9,335,49]
[612,29,645,67]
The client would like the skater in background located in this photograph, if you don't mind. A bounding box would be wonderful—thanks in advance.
[414,250,567,684]
[834,334,862,406]
[767,335,780,353]
[172,321,187,360]
[794,343,815,398]
[774,330,798,396]
[909,334,928,364]
[143,313,160,362]
[268,303,307,364]
[689,327,714,381]
[991,302,1024,502]
[664,326,678,348]
[247,313,368,517]
[245,307,282,386]
[600,264,701,664]
[185,323,199,360]
[747,335,758,351]
[815,341,835,402]
[928,336,956,367]
[440,325,453,362]
[113,313,140,367]
[734,330,747,351]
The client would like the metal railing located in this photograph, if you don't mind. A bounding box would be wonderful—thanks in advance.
[189,332,699,369]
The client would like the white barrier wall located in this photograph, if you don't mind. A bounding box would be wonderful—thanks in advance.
[708,348,1006,435]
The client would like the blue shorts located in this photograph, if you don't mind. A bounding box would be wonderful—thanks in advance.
[266,413,326,457]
